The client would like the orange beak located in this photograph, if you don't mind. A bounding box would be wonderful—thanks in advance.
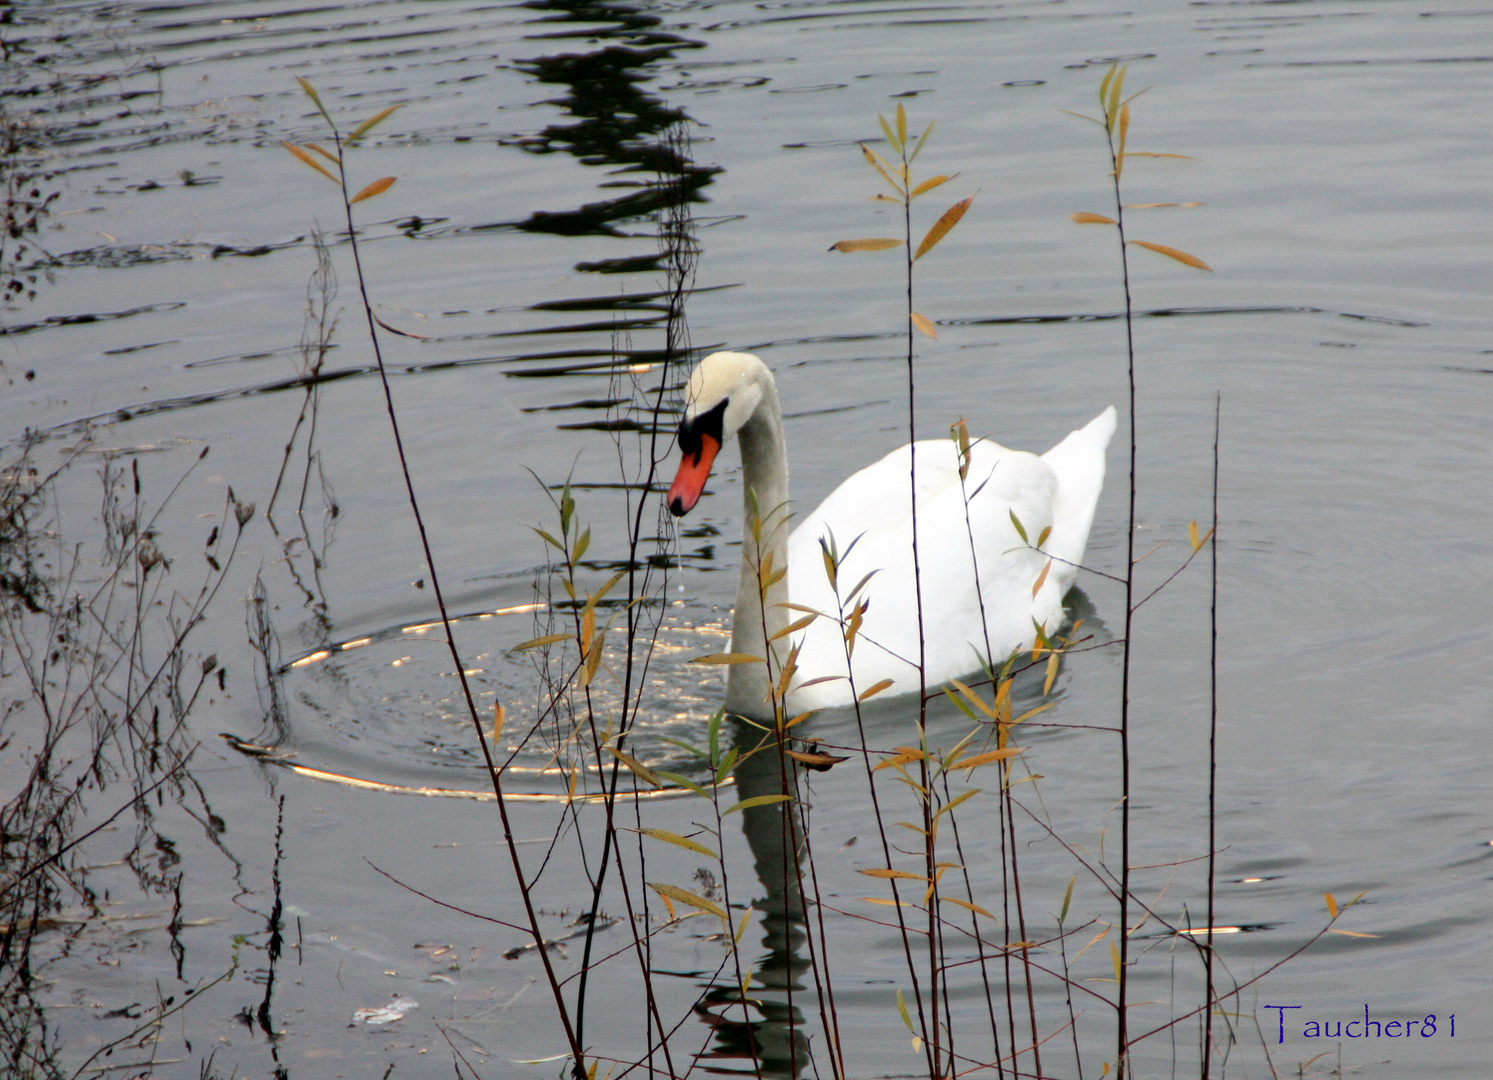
[667,434,721,516]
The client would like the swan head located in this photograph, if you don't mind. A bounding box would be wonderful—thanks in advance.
[667,351,772,517]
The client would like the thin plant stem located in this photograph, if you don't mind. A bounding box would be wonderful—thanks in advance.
[1105,109,1138,1080]
[1202,393,1220,1079]
[319,116,587,1074]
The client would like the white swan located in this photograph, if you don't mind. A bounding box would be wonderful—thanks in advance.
[667,351,1115,718]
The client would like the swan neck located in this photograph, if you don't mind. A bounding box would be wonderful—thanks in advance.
[726,382,789,720]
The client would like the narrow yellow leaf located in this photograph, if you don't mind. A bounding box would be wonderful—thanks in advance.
[858,678,896,702]
[830,237,903,253]
[510,632,571,652]
[785,748,848,769]
[859,896,912,907]
[1325,891,1339,919]
[947,678,995,720]
[1327,928,1380,938]
[579,606,596,658]
[648,881,726,921]
[896,103,907,145]
[878,112,901,153]
[860,144,902,193]
[769,612,818,642]
[491,702,506,744]
[350,176,397,204]
[910,312,938,340]
[307,142,340,163]
[1127,240,1212,271]
[860,868,929,882]
[914,195,973,260]
[910,173,956,198]
[1110,939,1123,982]
[1117,102,1130,178]
[282,142,338,182]
[944,897,995,919]
[635,827,717,859]
[1011,702,1053,725]
[955,747,1023,771]
[1188,520,1201,552]
[1042,653,1059,697]
[1031,559,1052,599]
[734,909,754,946]
[934,788,980,817]
[1070,211,1116,225]
[875,747,926,770]
[689,652,765,665]
[349,103,402,142]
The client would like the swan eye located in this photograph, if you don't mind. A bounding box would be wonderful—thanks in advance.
[677,399,727,457]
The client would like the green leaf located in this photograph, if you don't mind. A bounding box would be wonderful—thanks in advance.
[1009,509,1029,544]
[652,736,707,759]
[896,987,914,1033]
[724,794,793,815]
[654,771,710,798]
[1059,875,1076,925]
[943,686,977,720]
[714,746,739,786]
[908,120,935,163]
[707,706,724,766]
[348,104,402,142]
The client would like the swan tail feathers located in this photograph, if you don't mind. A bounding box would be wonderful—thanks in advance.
[1039,406,1117,584]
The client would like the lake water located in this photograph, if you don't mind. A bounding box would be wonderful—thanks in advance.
[2,0,1490,1077]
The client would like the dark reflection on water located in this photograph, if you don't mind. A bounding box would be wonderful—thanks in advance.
[507,0,719,242]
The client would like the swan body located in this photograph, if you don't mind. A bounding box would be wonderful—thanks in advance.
[667,351,1115,719]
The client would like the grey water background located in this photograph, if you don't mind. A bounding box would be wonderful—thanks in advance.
[3,0,1490,1076]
